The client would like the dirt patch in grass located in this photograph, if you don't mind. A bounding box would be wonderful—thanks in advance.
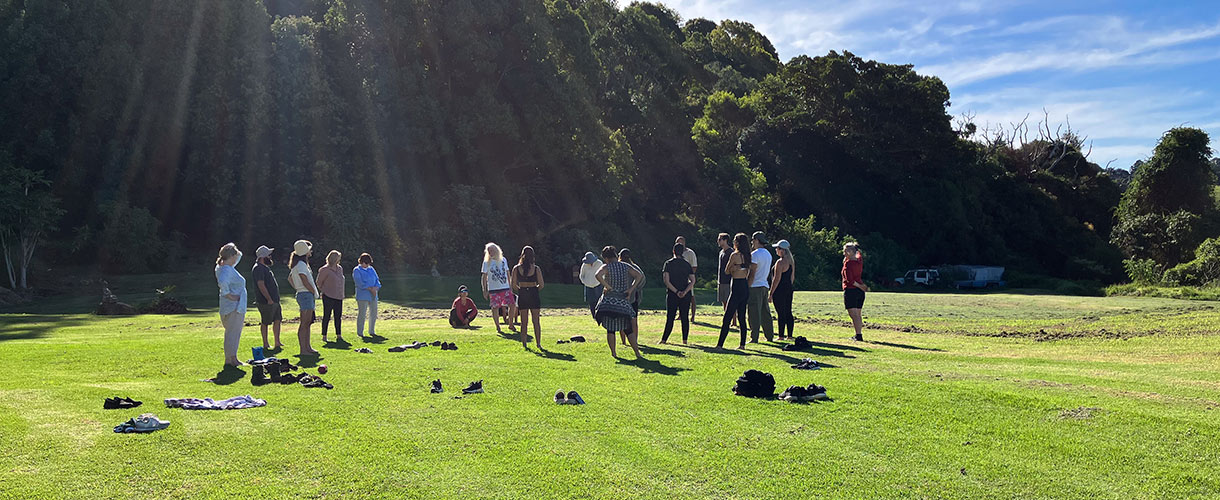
[1057,406,1104,420]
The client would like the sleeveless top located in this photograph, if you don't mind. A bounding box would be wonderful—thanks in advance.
[775,262,794,293]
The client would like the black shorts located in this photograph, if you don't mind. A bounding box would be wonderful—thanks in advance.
[843,288,866,310]
[256,302,283,326]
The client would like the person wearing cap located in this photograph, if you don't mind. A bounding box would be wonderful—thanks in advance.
[769,239,796,340]
[747,231,775,343]
[215,242,247,367]
[251,245,283,351]
[287,240,320,356]
[675,236,698,323]
[315,250,346,344]
[481,242,516,334]
[450,285,479,328]
[353,252,382,339]
[578,251,604,318]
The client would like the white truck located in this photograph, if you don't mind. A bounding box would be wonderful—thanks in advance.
[895,268,940,286]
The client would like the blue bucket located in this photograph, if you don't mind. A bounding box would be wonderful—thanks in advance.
[251,346,264,360]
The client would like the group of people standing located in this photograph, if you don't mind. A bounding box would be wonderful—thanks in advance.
[214,233,869,366]
[214,239,382,367]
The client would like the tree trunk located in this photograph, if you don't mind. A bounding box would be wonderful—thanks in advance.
[19,232,38,290]
[0,232,16,290]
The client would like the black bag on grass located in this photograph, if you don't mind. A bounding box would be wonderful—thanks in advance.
[733,369,775,398]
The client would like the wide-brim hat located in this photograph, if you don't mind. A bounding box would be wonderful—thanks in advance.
[583,252,598,264]
[256,245,274,258]
[293,240,313,256]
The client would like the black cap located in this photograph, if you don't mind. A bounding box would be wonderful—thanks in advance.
[752,231,768,244]
[458,285,469,293]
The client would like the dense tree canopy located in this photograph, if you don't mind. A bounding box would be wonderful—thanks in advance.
[0,0,1214,288]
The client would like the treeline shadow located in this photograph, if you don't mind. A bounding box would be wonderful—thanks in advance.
[0,314,90,342]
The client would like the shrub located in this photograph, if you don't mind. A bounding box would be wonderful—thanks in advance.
[1122,258,1162,285]
[1163,237,1220,286]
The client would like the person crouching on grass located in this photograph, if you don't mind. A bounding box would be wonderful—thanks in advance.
[450,285,479,328]
[842,242,868,341]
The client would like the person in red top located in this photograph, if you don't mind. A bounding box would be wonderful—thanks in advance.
[449,285,479,328]
[841,242,869,341]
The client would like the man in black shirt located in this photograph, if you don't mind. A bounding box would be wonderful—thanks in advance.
[716,233,735,327]
[252,245,283,350]
[661,243,696,344]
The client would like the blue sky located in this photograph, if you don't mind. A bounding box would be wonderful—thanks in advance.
[664,0,1220,170]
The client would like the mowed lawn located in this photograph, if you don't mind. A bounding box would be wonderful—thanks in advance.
[2,283,1220,499]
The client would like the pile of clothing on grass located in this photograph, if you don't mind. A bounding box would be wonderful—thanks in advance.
[249,357,333,389]
[732,369,830,403]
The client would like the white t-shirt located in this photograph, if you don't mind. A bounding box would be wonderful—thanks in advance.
[750,248,772,288]
[683,248,697,269]
[482,258,511,291]
[579,260,604,288]
[288,260,318,295]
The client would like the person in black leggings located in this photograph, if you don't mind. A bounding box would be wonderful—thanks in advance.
[769,239,795,339]
[661,243,695,344]
[717,233,754,349]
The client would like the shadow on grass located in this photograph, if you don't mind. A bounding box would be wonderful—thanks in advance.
[208,365,246,385]
[533,349,577,362]
[0,314,90,341]
[294,353,323,368]
[498,330,534,343]
[688,344,843,366]
[322,337,351,350]
[639,344,686,358]
[614,356,687,376]
[867,340,942,351]
[360,333,388,344]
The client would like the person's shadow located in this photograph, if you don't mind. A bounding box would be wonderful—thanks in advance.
[362,334,387,344]
[294,353,323,368]
[533,349,577,362]
[323,337,351,350]
[209,365,246,385]
[615,357,688,376]
[868,340,942,351]
[640,344,686,358]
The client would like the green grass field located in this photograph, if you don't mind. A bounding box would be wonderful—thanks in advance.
[2,276,1219,498]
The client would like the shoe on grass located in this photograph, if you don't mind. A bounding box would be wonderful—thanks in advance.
[554,390,566,404]
[566,391,585,405]
[431,380,444,394]
[779,385,806,402]
[389,345,409,352]
[431,341,442,346]
[462,380,484,394]
[806,384,829,401]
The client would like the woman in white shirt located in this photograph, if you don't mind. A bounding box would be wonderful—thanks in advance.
[481,242,517,334]
[287,240,320,356]
[215,243,247,367]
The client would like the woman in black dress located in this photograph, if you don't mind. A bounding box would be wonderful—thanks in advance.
[717,233,753,350]
[594,245,644,358]
[511,246,545,350]
[769,239,796,340]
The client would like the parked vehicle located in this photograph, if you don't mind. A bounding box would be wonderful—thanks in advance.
[952,266,1006,289]
[894,268,940,286]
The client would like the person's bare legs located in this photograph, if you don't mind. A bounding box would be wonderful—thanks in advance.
[272,320,282,349]
[508,304,518,331]
[261,323,271,350]
[298,310,316,355]
[492,304,503,333]
[531,309,542,349]
[518,310,529,348]
[606,330,618,358]
[848,308,864,340]
[628,330,643,359]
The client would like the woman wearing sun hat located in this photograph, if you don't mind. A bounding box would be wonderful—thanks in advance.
[215,243,247,367]
[287,240,320,355]
[769,239,796,340]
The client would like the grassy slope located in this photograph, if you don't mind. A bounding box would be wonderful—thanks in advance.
[2,285,1219,499]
